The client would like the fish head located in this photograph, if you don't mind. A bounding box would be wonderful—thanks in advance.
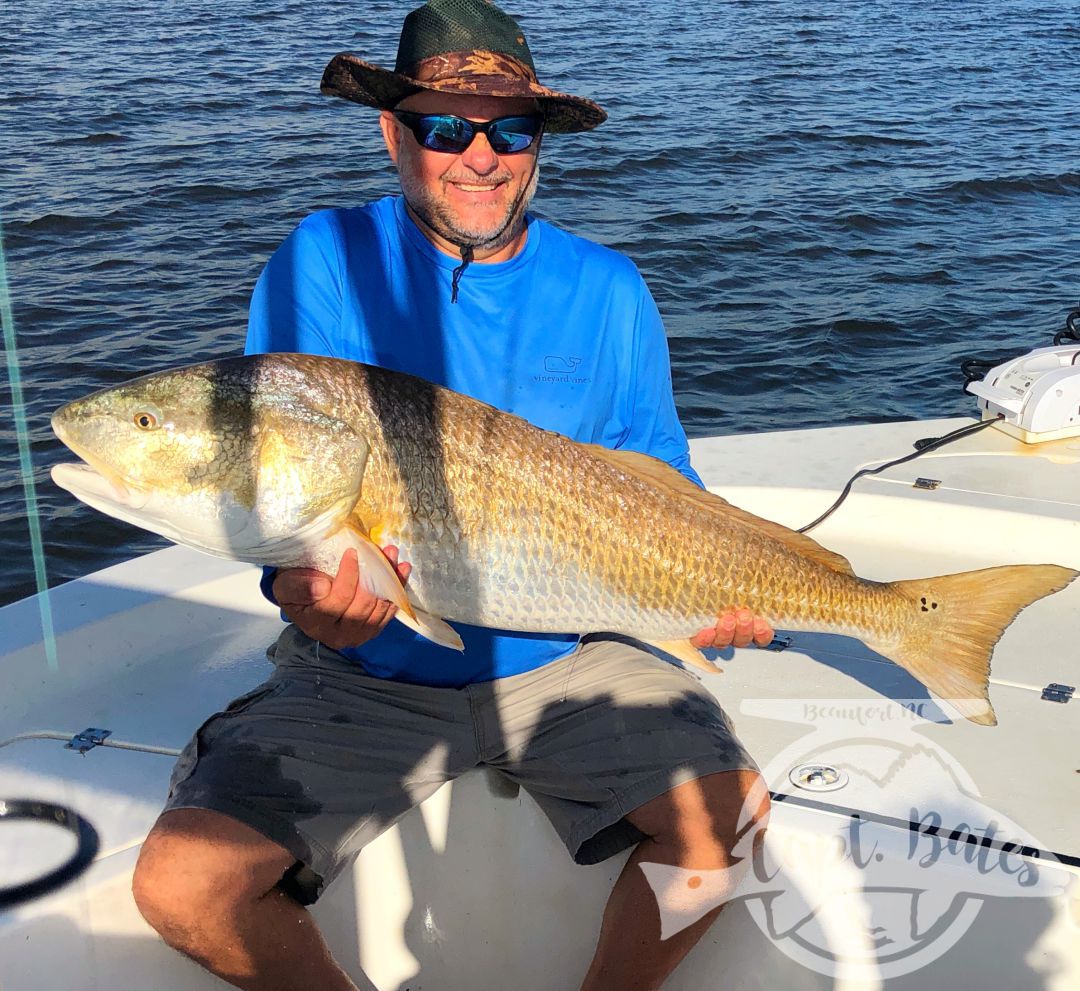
[50,356,369,564]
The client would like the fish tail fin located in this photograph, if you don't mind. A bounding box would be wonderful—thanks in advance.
[880,564,1077,726]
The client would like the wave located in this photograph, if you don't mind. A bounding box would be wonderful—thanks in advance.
[827,319,907,341]
[922,172,1080,204]
[872,269,958,286]
[836,212,897,233]
[0,92,49,107]
[55,132,131,146]
[763,129,931,149]
[16,212,128,235]
[165,183,276,204]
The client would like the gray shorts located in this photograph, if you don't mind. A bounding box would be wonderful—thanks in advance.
[164,625,757,904]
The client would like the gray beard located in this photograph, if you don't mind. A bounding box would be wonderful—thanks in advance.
[403,163,540,253]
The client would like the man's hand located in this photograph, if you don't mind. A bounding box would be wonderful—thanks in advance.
[691,608,774,651]
[272,546,412,651]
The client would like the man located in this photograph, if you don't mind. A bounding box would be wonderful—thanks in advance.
[132,3,773,989]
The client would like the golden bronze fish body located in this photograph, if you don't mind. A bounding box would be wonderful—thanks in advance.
[308,359,833,634]
[51,353,1078,725]
[326,359,900,641]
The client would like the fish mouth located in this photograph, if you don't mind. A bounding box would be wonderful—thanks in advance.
[51,414,149,509]
[51,461,150,512]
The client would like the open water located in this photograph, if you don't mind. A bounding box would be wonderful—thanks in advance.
[1,0,1078,605]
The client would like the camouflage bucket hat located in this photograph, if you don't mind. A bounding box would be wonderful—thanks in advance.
[320,0,607,134]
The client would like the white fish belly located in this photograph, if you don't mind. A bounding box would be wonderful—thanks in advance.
[392,530,702,640]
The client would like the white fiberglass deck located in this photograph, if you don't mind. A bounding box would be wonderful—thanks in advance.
[1,418,1078,990]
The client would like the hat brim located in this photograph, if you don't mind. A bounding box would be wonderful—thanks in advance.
[320,53,606,134]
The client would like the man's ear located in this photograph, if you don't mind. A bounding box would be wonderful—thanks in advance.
[380,111,401,165]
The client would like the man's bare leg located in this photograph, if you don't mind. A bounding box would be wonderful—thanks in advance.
[579,769,769,991]
[133,808,367,991]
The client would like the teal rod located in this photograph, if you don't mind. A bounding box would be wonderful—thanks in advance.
[0,215,58,670]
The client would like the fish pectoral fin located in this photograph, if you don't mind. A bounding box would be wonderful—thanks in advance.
[350,529,418,621]
[583,444,857,577]
[642,638,722,676]
[349,528,464,652]
[251,425,369,554]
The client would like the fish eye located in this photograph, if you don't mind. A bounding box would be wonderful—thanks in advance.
[133,407,161,430]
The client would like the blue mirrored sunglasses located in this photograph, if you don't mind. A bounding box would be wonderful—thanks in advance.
[393,111,543,155]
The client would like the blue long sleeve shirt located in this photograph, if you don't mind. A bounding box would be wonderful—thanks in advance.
[246,195,700,686]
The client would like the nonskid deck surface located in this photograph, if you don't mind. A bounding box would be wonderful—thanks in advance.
[1,419,1078,990]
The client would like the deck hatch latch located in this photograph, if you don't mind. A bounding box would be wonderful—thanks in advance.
[1040,683,1074,704]
[66,728,112,754]
[764,636,793,653]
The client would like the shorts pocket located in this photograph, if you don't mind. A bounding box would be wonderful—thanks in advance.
[167,679,289,797]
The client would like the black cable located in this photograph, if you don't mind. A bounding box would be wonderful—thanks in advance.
[1054,304,1080,346]
[796,417,1001,534]
[0,799,99,908]
[960,355,1009,386]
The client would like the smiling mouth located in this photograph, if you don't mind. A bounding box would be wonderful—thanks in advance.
[449,180,506,193]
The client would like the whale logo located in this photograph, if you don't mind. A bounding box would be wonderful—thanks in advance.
[543,355,583,374]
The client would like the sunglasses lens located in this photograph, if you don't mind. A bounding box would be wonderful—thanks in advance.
[487,117,541,154]
[415,115,473,153]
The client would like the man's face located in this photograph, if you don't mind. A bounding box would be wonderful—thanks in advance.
[380,90,542,257]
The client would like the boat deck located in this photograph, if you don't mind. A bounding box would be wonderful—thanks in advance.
[2,418,1077,989]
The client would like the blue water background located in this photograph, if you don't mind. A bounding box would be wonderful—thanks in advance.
[1,0,1078,605]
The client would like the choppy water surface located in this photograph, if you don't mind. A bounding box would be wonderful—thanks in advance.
[1,0,1078,604]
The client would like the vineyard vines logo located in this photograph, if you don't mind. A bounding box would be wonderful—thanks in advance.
[640,699,1068,981]
[534,355,591,384]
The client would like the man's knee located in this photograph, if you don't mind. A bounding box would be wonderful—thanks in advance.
[132,808,295,944]
[633,768,771,861]
[690,774,768,869]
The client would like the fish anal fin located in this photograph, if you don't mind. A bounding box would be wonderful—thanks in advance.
[583,444,857,577]
[642,638,723,676]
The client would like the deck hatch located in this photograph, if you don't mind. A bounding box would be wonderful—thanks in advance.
[788,763,849,792]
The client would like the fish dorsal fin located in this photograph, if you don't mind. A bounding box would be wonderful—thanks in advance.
[582,444,857,577]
